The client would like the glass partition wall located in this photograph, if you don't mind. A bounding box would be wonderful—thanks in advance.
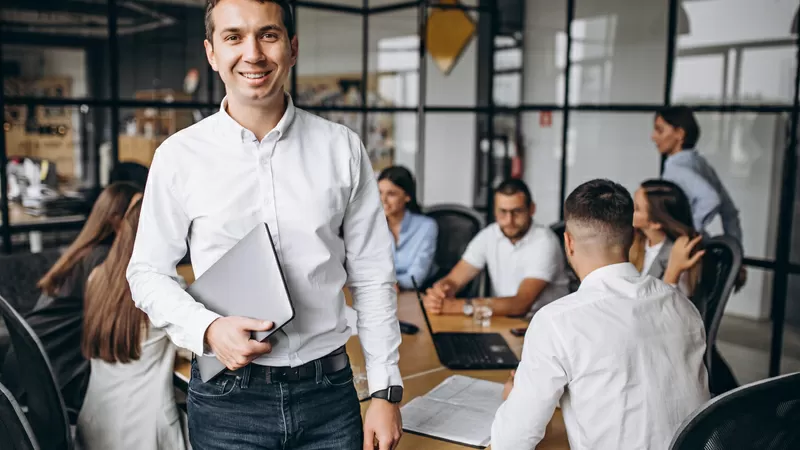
[2,0,799,379]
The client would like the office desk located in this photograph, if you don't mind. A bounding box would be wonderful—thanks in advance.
[0,203,86,252]
[173,266,568,449]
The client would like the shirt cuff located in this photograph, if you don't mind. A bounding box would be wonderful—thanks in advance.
[366,363,403,395]
[189,308,222,356]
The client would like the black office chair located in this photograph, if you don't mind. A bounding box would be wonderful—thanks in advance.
[0,381,39,450]
[693,235,742,395]
[549,221,580,293]
[0,295,72,450]
[423,204,486,298]
[669,372,800,450]
[0,249,62,316]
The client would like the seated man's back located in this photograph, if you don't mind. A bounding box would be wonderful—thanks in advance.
[492,179,709,450]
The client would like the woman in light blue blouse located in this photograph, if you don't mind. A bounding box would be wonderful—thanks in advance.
[378,166,438,291]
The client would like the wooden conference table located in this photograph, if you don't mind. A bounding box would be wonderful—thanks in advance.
[174,265,569,449]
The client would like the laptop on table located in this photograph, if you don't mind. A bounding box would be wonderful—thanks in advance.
[411,278,518,370]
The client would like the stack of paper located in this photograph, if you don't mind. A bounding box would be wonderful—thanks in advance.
[401,375,505,448]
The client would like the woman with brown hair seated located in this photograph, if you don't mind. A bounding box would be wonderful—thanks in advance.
[77,196,185,450]
[631,178,738,395]
[631,179,703,298]
[0,181,142,413]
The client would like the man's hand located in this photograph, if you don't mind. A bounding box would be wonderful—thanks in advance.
[428,279,455,300]
[422,293,443,314]
[204,317,274,370]
[363,399,402,450]
[502,370,516,401]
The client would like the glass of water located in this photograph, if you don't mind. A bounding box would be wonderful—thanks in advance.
[472,298,493,328]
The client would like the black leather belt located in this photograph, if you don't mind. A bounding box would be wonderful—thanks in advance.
[224,346,349,383]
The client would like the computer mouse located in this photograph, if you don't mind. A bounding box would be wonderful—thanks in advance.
[399,320,420,335]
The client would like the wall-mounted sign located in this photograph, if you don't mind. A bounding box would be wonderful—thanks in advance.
[426,0,476,76]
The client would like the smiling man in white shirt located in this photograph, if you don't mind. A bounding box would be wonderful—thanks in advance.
[125,1,402,449]
[491,179,709,450]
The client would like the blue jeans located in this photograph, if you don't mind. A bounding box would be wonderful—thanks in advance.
[187,359,363,449]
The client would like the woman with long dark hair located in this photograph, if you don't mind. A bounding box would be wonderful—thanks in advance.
[631,179,702,297]
[78,196,185,450]
[377,166,438,290]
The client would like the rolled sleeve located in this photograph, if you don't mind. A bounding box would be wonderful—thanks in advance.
[343,134,403,393]
[126,145,220,356]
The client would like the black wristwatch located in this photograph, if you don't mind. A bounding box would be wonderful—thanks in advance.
[371,385,403,403]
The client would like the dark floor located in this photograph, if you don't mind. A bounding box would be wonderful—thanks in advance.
[717,315,800,385]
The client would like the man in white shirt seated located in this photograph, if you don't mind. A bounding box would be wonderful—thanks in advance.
[423,179,570,318]
[491,178,710,450]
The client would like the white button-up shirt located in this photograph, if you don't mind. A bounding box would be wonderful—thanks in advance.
[461,222,570,315]
[491,263,709,450]
[126,96,402,393]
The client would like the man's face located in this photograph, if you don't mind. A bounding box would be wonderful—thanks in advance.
[204,0,297,108]
[494,192,534,241]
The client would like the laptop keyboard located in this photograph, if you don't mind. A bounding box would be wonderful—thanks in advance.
[439,334,494,365]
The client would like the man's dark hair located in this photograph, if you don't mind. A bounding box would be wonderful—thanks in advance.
[494,178,533,205]
[656,106,700,149]
[564,179,634,249]
[205,0,295,43]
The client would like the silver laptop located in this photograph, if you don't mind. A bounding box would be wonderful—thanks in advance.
[187,223,295,382]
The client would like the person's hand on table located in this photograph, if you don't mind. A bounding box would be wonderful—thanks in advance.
[364,398,403,450]
[204,316,274,370]
[422,293,443,314]
[502,370,516,401]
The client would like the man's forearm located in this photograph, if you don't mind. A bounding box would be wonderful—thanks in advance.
[350,281,403,393]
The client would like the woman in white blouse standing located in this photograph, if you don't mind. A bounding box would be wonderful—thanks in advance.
[77,195,185,450]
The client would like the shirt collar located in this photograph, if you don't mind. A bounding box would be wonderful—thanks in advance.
[216,93,296,143]
[665,149,697,166]
[578,262,641,291]
[494,220,536,246]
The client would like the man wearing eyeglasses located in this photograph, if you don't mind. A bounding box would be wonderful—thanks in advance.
[423,179,570,318]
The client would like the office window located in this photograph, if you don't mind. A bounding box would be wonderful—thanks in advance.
[521,0,567,105]
[568,0,669,105]
[295,8,364,107]
[369,112,417,177]
[371,9,419,108]
[423,113,476,206]
[520,112,563,226]
[676,0,798,105]
[565,112,661,197]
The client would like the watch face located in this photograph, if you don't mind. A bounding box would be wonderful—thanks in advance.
[463,304,474,316]
[389,386,403,402]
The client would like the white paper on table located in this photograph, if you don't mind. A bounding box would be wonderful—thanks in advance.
[400,375,505,448]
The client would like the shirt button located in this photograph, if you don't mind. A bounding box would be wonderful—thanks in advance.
[260,156,269,165]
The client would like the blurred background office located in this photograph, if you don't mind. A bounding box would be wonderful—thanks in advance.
[0,0,798,397]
